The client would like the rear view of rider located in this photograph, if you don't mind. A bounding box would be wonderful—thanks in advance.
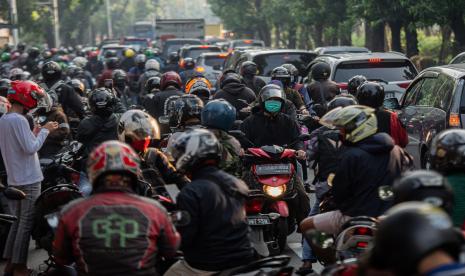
[347,75,367,96]
[429,129,465,227]
[149,71,184,121]
[307,62,340,117]
[138,59,161,96]
[165,129,254,274]
[112,69,130,108]
[240,61,266,95]
[118,110,189,189]
[186,77,211,104]
[179,57,197,85]
[53,141,180,276]
[213,72,256,114]
[356,82,408,147]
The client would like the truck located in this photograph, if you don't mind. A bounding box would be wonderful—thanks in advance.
[155,19,205,42]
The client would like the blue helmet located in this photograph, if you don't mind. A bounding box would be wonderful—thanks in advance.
[201,99,236,131]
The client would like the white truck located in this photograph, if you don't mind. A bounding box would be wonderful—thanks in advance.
[155,19,205,42]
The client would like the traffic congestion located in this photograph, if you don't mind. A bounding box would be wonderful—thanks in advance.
[2,1,465,276]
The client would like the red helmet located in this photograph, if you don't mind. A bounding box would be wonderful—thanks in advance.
[160,71,182,90]
[0,96,11,115]
[7,80,45,110]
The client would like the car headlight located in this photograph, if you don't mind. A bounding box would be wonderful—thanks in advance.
[263,185,286,197]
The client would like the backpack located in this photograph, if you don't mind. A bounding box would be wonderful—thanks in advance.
[40,80,64,104]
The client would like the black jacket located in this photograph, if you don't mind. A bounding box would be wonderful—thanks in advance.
[148,87,184,120]
[213,82,256,112]
[141,148,189,189]
[242,76,266,96]
[333,133,406,217]
[44,80,85,119]
[76,113,120,155]
[176,166,253,271]
[241,111,303,150]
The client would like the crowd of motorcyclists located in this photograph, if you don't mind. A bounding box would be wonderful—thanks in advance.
[0,41,465,276]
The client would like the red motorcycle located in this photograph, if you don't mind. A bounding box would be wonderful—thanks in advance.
[240,133,310,257]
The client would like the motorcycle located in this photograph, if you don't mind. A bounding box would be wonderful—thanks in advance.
[216,255,294,276]
[235,131,310,257]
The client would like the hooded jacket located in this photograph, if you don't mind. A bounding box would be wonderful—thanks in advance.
[76,113,120,155]
[332,133,406,217]
[213,82,256,112]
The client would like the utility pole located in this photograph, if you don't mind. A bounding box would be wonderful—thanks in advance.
[8,0,19,46]
[105,0,113,38]
[52,0,60,47]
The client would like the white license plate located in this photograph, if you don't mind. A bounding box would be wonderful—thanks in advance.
[247,216,271,225]
[256,164,291,175]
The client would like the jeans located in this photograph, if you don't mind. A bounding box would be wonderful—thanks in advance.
[302,197,320,262]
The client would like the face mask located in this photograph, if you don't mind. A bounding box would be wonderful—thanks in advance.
[264,100,282,113]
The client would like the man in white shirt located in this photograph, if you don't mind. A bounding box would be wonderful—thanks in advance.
[0,80,58,276]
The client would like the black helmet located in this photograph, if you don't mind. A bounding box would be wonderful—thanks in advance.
[105,57,119,70]
[104,49,117,59]
[220,72,241,88]
[369,202,463,276]
[183,57,195,70]
[271,66,291,88]
[310,62,331,81]
[66,65,83,78]
[88,88,115,117]
[0,79,11,97]
[240,61,258,77]
[356,82,385,108]
[172,94,204,127]
[28,47,40,59]
[282,63,299,85]
[42,61,62,81]
[145,76,161,93]
[112,69,127,86]
[327,94,358,111]
[347,75,367,96]
[393,170,454,215]
[430,129,465,174]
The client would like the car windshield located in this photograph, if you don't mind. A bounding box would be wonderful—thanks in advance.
[253,53,315,76]
[233,41,264,48]
[334,61,417,82]
[165,40,202,54]
[101,48,124,58]
[183,48,221,59]
[202,56,225,69]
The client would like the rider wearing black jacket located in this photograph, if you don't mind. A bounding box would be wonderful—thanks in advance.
[240,61,266,95]
[213,73,256,113]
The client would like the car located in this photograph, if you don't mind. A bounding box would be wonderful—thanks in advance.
[226,39,265,52]
[385,64,465,169]
[179,45,222,60]
[161,38,202,59]
[314,46,371,55]
[308,52,418,100]
[232,49,318,83]
[195,52,228,90]
[120,37,151,52]
[97,44,127,61]
[449,52,465,64]
[98,39,120,49]
[222,48,267,72]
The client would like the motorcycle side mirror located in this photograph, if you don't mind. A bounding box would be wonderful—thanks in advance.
[159,116,170,125]
[170,211,191,227]
[383,97,401,110]
[299,133,311,141]
[4,187,26,200]
[378,185,394,201]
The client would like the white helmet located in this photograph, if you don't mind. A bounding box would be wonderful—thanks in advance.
[72,56,88,68]
[145,59,160,71]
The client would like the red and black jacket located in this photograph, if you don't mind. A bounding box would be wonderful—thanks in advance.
[376,109,408,148]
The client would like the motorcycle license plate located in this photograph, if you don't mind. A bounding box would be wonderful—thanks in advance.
[247,216,271,226]
[255,164,291,175]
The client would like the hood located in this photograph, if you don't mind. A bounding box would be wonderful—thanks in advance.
[224,82,246,95]
[355,133,394,154]
[95,113,118,129]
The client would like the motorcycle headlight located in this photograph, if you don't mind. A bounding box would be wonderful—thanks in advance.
[263,185,286,197]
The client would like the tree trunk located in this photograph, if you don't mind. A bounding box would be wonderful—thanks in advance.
[254,0,271,46]
[312,25,323,47]
[450,11,465,55]
[404,22,419,57]
[389,20,402,52]
[365,20,373,50]
[371,21,385,51]
[288,24,297,49]
[275,24,281,48]
[439,25,452,64]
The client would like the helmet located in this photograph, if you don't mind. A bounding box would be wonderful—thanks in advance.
[105,57,119,70]
[327,94,358,111]
[118,110,160,153]
[171,94,204,126]
[87,140,141,188]
[88,88,114,117]
[42,50,52,60]
[356,82,385,109]
[112,69,127,86]
[310,62,331,81]
[271,66,291,88]
[42,61,62,81]
[0,79,11,97]
[104,49,117,59]
[35,92,54,113]
[0,96,11,116]
[69,79,85,96]
[201,99,236,131]
[72,56,88,68]
[7,80,45,110]
[282,63,299,85]
[167,128,220,172]
[145,76,161,93]
[220,72,241,88]
[135,54,146,65]
[66,65,83,78]
[9,68,25,81]
[145,59,160,71]
[144,48,155,59]
[28,47,40,59]
[430,129,465,174]
[185,77,212,93]
[259,84,286,115]
[186,78,211,102]
[347,75,367,96]
[369,202,463,275]
[392,170,454,215]
[240,61,258,77]
[1,52,10,62]
[183,57,195,70]
[320,105,377,143]
[124,48,135,58]
[160,71,182,90]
